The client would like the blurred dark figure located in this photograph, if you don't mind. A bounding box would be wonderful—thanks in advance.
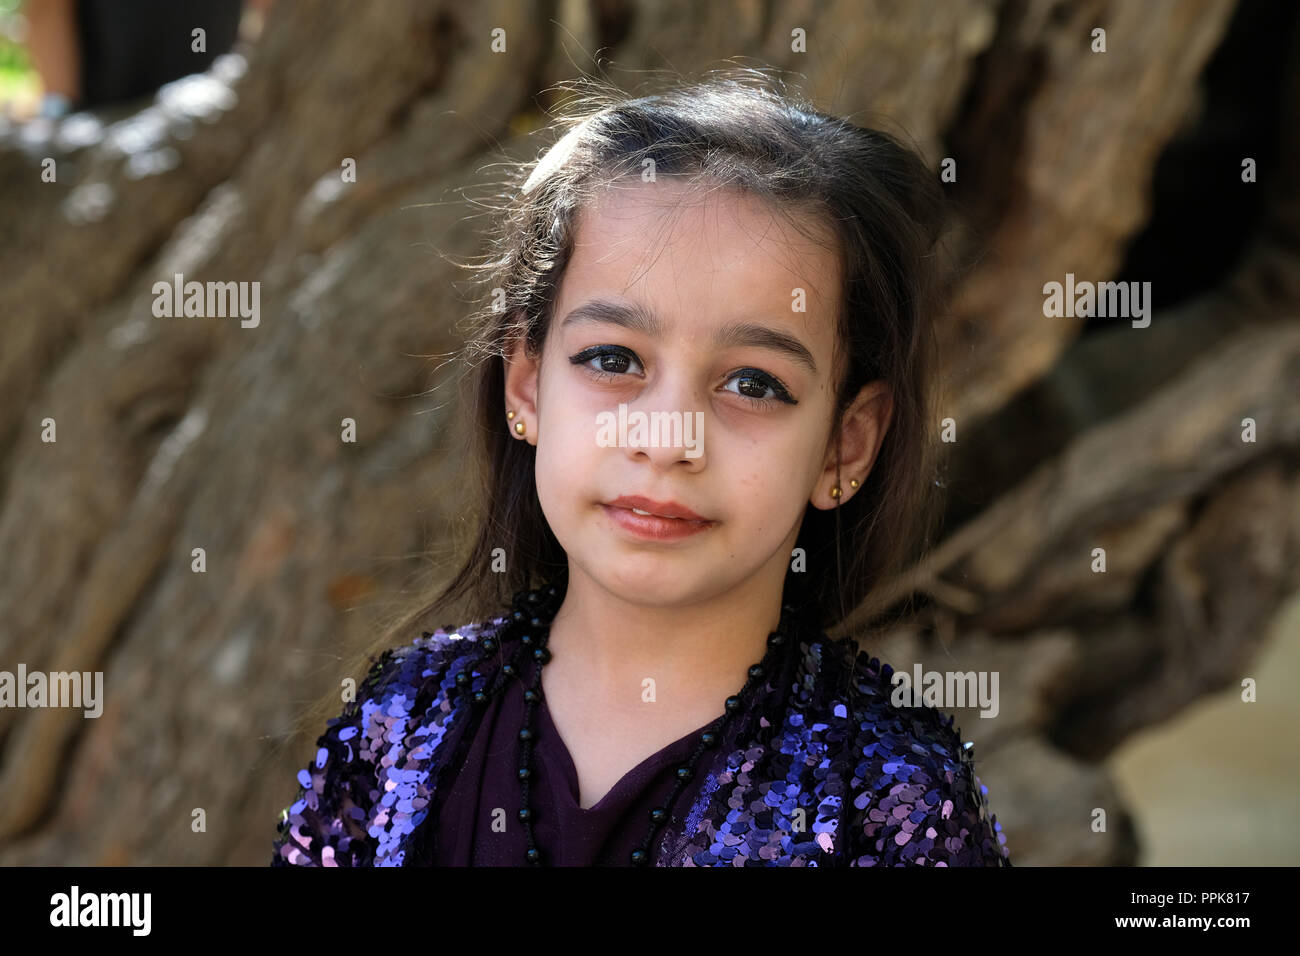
[26,0,245,118]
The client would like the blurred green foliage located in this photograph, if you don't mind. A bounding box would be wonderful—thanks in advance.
[0,0,36,109]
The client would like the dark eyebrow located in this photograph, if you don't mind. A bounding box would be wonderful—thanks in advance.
[558,298,819,376]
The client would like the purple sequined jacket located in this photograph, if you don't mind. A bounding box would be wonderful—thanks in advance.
[271,614,1011,867]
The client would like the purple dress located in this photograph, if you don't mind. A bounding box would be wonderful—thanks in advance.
[427,674,713,865]
[271,603,1011,867]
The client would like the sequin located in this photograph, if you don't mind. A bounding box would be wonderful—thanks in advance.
[271,608,1011,867]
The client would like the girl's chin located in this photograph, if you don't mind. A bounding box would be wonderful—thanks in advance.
[580,558,717,594]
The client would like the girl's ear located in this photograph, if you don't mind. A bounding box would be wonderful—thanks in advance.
[503,328,541,446]
[811,381,893,510]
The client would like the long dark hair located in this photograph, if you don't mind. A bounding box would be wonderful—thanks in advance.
[288,66,949,743]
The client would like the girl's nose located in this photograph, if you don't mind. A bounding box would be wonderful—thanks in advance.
[623,375,707,467]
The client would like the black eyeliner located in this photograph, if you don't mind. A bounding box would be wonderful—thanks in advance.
[569,347,798,405]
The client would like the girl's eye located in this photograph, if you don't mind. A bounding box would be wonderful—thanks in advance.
[567,347,797,408]
[722,369,797,408]
[570,345,643,379]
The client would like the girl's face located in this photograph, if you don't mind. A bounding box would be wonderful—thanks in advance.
[505,178,891,610]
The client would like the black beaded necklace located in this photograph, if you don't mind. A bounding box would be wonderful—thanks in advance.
[452,582,803,866]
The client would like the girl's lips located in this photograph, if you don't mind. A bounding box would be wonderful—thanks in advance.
[600,503,716,541]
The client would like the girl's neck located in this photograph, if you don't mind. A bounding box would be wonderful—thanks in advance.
[542,572,786,709]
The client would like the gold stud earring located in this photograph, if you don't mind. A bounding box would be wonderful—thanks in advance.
[850,478,859,489]
[514,421,526,436]
[506,410,515,420]
[830,485,841,499]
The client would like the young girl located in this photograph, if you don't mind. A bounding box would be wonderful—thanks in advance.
[271,70,1011,867]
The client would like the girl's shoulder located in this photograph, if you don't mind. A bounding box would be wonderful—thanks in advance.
[822,637,1012,865]
[270,615,507,867]
[359,615,509,698]
[830,637,968,750]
